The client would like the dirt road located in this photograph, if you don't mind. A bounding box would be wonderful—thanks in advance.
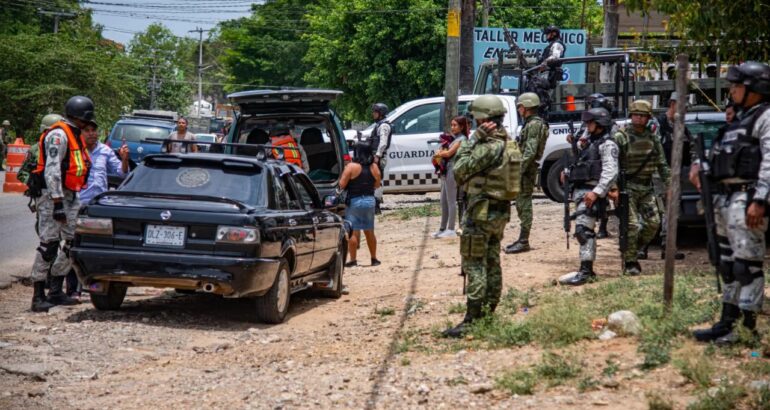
[0,194,737,409]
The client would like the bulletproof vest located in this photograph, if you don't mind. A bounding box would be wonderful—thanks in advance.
[369,120,393,153]
[711,103,770,181]
[538,39,566,65]
[465,129,522,201]
[568,131,610,185]
[623,128,658,180]
[521,115,549,167]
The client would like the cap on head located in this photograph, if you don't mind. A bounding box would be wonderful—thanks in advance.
[516,92,540,109]
[469,95,507,120]
[1,120,9,127]
[629,100,653,116]
[371,103,389,116]
[64,96,95,123]
[40,114,63,132]
[581,107,612,127]
[727,61,770,96]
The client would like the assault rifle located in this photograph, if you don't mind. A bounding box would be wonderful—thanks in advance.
[502,26,529,70]
[563,120,577,249]
[617,167,629,269]
[693,132,721,292]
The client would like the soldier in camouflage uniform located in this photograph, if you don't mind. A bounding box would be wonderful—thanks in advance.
[558,108,619,286]
[17,114,63,186]
[443,95,519,338]
[505,93,549,254]
[614,100,671,276]
[691,62,770,344]
[27,97,94,312]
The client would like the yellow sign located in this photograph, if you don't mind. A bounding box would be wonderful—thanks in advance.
[447,9,460,38]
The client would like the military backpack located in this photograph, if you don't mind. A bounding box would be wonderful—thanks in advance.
[465,140,522,201]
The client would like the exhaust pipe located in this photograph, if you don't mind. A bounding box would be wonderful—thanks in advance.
[201,282,217,293]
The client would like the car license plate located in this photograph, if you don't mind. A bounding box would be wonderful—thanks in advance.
[144,224,186,247]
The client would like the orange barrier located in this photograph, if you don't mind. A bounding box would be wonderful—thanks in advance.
[565,95,576,111]
[3,137,29,193]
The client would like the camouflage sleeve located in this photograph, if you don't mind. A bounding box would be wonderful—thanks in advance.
[520,120,545,171]
[453,134,504,184]
[43,129,67,199]
[593,139,619,197]
[654,136,672,185]
[751,109,770,203]
[612,130,627,167]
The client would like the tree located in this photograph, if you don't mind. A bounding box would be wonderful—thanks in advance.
[128,23,196,113]
[624,0,770,62]
[485,0,604,36]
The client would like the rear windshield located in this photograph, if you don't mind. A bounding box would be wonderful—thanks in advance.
[121,162,266,206]
[110,123,174,143]
[686,120,725,149]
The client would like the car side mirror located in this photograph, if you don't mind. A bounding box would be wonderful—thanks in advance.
[323,194,340,209]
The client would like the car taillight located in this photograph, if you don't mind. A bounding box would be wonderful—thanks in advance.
[76,217,113,235]
[343,153,352,165]
[216,226,259,244]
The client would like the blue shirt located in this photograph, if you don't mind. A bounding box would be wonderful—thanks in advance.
[78,142,125,205]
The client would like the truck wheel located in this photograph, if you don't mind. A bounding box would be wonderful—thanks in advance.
[255,259,291,324]
[318,242,345,299]
[90,283,127,311]
[545,157,568,203]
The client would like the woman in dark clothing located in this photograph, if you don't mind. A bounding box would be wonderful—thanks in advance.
[340,143,382,267]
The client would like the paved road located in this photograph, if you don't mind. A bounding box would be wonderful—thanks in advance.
[0,172,37,285]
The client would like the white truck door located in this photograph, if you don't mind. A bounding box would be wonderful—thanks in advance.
[383,102,443,193]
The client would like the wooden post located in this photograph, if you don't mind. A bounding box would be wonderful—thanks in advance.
[663,54,689,310]
[459,0,476,94]
[600,0,618,83]
[444,0,461,133]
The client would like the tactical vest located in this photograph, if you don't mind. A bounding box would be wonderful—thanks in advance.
[32,121,91,192]
[711,103,770,181]
[369,120,393,154]
[465,139,522,201]
[538,39,566,65]
[621,128,658,180]
[568,132,611,185]
[270,134,303,167]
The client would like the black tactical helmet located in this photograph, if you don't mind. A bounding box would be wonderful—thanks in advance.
[727,61,770,96]
[543,25,560,37]
[581,107,612,128]
[586,93,613,112]
[371,103,389,116]
[64,96,95,123]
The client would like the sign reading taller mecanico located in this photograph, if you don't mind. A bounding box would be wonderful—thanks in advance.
[473,27,588,90]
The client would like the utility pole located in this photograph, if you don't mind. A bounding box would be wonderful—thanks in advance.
[189,27,210,117]
[663,54,689,310]
[480,0,491,27]
[444,0,461,133]
[37,10,76,34]
[459,0,475,94]
[600,0,619,83]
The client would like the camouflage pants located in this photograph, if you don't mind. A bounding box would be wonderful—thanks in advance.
[514,168,537,240]
[624,187,660,263]
[462,200,509,307]
[573,188,598,262]
[29,190,80,282]
[714,192,767,312]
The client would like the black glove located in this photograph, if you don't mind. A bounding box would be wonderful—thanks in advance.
[53,201,66,223]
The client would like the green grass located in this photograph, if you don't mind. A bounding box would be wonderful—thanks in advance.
[374,306,395,317]
[602,355,620,378]
[447,302,466,315]
[687,381,746,410]
[646,391,674,410]
[382,203,441,221]
[467,315,533,348]
[578,377,600,393]
[496,351,583,395]
[673,350,715,389]
[751,386,770,410]
[741,360,770,377]
[534,351,583,387]
[496,369,536,395]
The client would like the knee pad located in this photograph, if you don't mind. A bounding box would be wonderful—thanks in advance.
[717,236,733,257]
[719,260,735,283]
[733,258,763,286]
[574,224,595,246]
[61,240,73,257]
[36,241,59,262]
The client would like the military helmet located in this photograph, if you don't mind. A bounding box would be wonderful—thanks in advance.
[469,95,507,120]
[629,100,653,116]
[727,61,770,96]
[64,96,95,123]
[543,25,560,37]
[1,120,9,127]
[581,108,612,128]
[371,103,389,116]
[586,93,613,112]
[40,114,63,132]
[516,92,540,109]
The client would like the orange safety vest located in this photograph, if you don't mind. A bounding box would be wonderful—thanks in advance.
[33,121,91,192]
[270,135,303,167]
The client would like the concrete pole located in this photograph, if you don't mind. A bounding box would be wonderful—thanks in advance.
[663,54,689,310]
[480,0,490,27]
[190,27,209,117]
[444,0,461,133]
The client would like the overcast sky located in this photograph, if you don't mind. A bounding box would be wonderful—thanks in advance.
[87,0,255,45]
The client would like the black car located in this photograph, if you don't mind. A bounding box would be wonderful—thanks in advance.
[71,150,347,323]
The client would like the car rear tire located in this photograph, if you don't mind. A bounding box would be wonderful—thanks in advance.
[90,283,127,311]
[255,259,291,324]
[318,242,345,299]
[545,156,568,203]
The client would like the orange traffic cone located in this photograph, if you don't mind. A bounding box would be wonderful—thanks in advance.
[3,137,30,193]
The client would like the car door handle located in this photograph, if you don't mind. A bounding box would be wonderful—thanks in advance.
[288,219,297,227]
[427,139,441,145]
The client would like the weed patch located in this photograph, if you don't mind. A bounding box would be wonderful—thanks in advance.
[687,381,746,410]
[383,203,440,221]
[674,349,715,389]
[534,351,583,387]
[447,303,465,315]
[467,315,532,348]
[496,370,536,395]
[646,391,674,410]
[375,306,395,317]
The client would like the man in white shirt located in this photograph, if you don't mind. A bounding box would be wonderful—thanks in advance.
[168,117,197,153]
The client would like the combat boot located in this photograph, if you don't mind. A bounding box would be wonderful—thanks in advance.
[637,245,649,260]
[47,275,80,306]
[442,302,482,338]
[597,218,610,239]
[504,239,530,254]
[693,303,740,342]
[559,261,596,286]
[715,310,759,346]
[624,261,642,276]
[661,249,685,260]
[31,281,54,312]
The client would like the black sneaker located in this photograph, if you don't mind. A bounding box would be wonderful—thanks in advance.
[371,259,381,266]
[344,260,358,268]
